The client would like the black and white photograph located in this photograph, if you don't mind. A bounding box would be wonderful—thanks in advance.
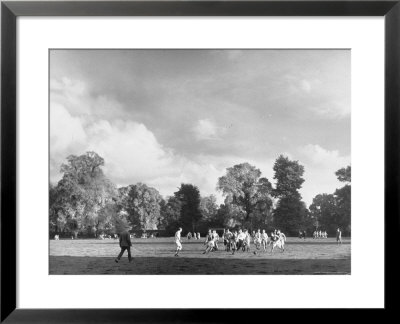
[49,49,351,275]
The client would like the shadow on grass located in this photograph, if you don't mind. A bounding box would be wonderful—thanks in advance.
[50,256,351,275]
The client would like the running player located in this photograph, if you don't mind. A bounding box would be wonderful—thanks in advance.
[174,227,183,257]
[203,229,213,253]
[278,230,286,241]
[212,230,219,251]
[203,232,217,254]
[237,229,246,251]
[254,229,262,250]
[260,229,268,251]
[270,230,277,246]
[223,229,232,251]
[230,230,238,255]
[244,229,251,252]
[336,228,342,244]
[270,230,285,253]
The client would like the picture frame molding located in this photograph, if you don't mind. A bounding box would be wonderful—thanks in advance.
[1,0,399,321]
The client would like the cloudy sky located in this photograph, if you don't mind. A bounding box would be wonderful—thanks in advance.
[50,49,350,206]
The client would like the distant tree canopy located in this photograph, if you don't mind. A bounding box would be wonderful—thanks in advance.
[49,152,118,238]
[273,155,305,199]
[160,196,182,234]
[335,166,351,183]
[49,152,351,237]
[199,195,218,223]
[309,165,351,236]
[272,155,309,235]
[174,184,202,233]
[118,183,163,231]
[217,163,273,228]
[309,193,337,233]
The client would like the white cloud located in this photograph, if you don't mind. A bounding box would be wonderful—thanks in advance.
[50,103,87,154]
[50,78,229,201]
[50,77,124,119]
[50,76,350,208]
[192,118,225,141]
[309,100,350,119]
[283,74,349,119]
[300,79,312,93]
[299,144,349,168]
[284,75,314,95]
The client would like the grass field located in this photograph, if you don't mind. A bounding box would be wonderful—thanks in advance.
[49,237,350,275]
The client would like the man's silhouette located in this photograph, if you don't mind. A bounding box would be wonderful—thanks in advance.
[115,230,132,263]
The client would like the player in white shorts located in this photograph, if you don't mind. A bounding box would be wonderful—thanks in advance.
[212,230,220,251]
[336,228,342,244]
[270,230,285,253]
[174,227,183,256]
[203,238,216,254]
[254,229,262,250]
[237,229,246,251]
[260,230,268,251]
[244,229,251,252]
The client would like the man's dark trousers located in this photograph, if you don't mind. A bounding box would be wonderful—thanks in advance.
[117,246,132,261]
[116,230,132,262]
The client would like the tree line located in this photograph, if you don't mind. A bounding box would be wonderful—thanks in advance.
[49,151,351,238]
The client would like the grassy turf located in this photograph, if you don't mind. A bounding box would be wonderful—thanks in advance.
[49,237,350,275]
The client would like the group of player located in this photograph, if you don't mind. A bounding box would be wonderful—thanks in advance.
[174,227,287,256]
[204,228,287,255]
[313,230,328,239]
[186,232,201,240]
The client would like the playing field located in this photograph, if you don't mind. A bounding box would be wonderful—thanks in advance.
[49,237,350,275]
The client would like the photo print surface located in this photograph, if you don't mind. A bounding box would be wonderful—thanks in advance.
[49,49,351,275]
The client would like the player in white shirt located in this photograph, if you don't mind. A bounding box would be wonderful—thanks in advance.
[336,228,342,244]
[230,231,238,255]
[223,229,232,251]
[253,229,262,251]
[244,230,251,252]
[212,230,220,251]
[203,232,218,254]
[271,230,286,253]
[237,229,246,251]
[260,229,268,251]
[174,227,183,257]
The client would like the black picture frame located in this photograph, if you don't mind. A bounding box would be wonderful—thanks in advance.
[1,0,399,322]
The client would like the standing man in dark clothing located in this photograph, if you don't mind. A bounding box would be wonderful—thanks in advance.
[115,230,132,263]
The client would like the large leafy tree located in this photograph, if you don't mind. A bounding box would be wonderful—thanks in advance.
[334,165,351,235]
[309,165,351,236]
[272,155,307,235]
[118,183,163,231]
[160,196,182,235]
[335,166,351,183]
[273,155,305,199]
[174,184,202,233]
[217,201,245,229]
[199,195,219,223]
[50,151,117,237]
[274,197,309,235]
[309,193,337,234]
[198,195,226,230]
[217,163,273,225]
[251,177,274,229]
[96,201,130,235]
